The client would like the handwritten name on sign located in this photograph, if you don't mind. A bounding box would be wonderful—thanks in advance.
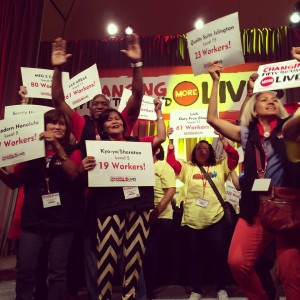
[0,112,45,167]
[86,141,154,187]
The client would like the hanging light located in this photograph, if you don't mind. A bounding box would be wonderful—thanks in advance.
[290,11,300,23]
[125,26,133,35]
[107,23,118,36]
[194,18,204,29]
[290,1,300,25]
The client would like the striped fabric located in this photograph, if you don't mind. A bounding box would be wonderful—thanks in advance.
[96,210,150,300]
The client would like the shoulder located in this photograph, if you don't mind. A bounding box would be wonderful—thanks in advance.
[240,125,249,147]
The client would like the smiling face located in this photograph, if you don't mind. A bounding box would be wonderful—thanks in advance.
[103,111,124,139]
[45,117,67,140]
[254,92,280,118]
[89,94,110,120]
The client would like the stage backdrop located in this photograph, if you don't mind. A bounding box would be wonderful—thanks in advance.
[75,63,286,161]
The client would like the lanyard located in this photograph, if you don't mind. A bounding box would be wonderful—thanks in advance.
[201,166,209,198]
[44,155,56,194]
[94,121,100,140]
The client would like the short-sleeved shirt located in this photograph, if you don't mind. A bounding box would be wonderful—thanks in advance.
[177,158,230,229]
[154,160,176,220]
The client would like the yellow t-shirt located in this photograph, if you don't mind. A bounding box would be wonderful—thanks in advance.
[178,158,230,229]
[154,160,176,220]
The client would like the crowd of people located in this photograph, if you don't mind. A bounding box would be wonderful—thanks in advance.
[0,34,300,300]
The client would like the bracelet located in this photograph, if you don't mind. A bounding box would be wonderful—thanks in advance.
[247,90,253,97]
[130,61,143,68]
[58,155,68,162]
[156,116,164,121]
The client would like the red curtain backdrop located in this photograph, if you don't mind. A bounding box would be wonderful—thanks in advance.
[37,27,299,72]
[0,0,45,119]
[0,0,45,254]
[37,27,300,102]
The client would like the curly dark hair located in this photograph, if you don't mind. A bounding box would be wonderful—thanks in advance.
[155,145,165,161]
[191,140,216,166]
[44,109,70,144]
[98,108,127,140]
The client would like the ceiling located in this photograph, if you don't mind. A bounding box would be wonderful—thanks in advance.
[41,0,297,41]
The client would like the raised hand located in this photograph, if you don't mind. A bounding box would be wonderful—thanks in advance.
[51,37,72,66]
[208,61,224,81]
[154,97,162,111]
[167,126,174,138]
[291,47,300,61]
[120,33,142,62]
[19,86,29,104]
[247,73,259,91]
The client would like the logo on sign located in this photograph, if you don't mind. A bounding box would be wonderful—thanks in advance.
[260,76,274,87]
[173,81,199,106]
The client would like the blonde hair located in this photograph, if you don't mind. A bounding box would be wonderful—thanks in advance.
[240,92,289,126]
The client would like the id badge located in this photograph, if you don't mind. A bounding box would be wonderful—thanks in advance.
[196,197,209,208]
[42,193,61,208]
[123,186,140,199]
[251,179,271,191]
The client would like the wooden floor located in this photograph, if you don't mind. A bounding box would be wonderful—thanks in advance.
[0,256,286,300]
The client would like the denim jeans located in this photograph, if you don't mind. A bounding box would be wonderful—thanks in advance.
[15,229,74,300]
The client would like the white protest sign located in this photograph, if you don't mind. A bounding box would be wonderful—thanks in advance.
[212,137,235,161]
[86,141,155,187]
[225,180,241,213]
[237,146,244,163]
[65,64,101,109]
[21,67,69,99]
[0,112,45,167]
[212,137,225,161]
[118,88,166,121]
[253,59,300,93]
[169,109,217,138]
[187,12,244,76]
[4,105,52,118]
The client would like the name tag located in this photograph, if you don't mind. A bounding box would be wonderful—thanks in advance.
[123,186,140,199]
[42,193,61,208]
[196,197,209,208]
[251,179,271,191]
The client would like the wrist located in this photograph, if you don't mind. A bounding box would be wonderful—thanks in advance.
[58,154,68,162]
[130,61,143,68]
[247,88,253,97]
[156,116,164,121]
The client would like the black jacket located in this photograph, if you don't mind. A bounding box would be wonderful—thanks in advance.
[21,144,84,231]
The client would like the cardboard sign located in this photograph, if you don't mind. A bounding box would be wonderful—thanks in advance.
[169,109,217,138]
[118,88,166,121]
[0,112,45,167]
[187,12,244,76]
[21,67,69,99]
[65,64,102,109]
[86,141,155,187]
[253,59,300,93]
[4,104,52,118]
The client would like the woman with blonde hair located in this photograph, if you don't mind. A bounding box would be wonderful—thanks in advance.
[206,62,300,300]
